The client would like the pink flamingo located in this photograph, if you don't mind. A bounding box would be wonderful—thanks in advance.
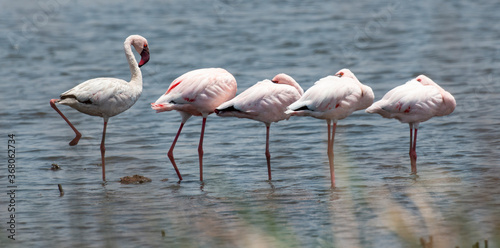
[366,74,456,173]
[215,73,304,180]
[50,35,150,181]
[151,68,237,181]
[286,69,374,187]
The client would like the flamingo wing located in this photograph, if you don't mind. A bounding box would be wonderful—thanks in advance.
[152,68,237,114]
[287,76,362,119]
[58,77,139,117]
[217,80,301,123]
[366,80,442,122]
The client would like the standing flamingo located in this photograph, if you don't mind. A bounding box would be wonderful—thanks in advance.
[215,73,304,180]
[49,35,150,181]
[151,68,237,181]
[366,75,456,174]
[285,69,374,187]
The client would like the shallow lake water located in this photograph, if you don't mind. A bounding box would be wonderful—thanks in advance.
[1,0,499,247]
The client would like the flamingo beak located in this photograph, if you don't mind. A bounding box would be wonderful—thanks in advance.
[138,47,150,67]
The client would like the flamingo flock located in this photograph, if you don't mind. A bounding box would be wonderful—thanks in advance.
[50,35,456,187]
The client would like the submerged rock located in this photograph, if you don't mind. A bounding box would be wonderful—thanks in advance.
[51,163,61,170]
[119,175,152,184]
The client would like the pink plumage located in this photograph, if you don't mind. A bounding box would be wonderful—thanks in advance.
[215,73,304,180]
[366,74,456,173]
[286,69,374,187]
[152,68,237,181]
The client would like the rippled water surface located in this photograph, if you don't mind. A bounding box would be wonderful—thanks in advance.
[1,0,500,247]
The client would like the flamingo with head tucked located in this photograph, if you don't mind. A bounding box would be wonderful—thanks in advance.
[151,68,237,182]
[366,74,456,173]
[215,73,304,180]
[286,69,374,187]
[50,35,150,181]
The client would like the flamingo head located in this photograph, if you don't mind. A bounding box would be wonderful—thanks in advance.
[334,68,359,82]
[415,75,435,86]
[271,73,295,84]
[128,35,150,67]
[272,73,304,95]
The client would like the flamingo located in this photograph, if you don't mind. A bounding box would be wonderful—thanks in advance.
[151,68,237,181]
[365,74,456,174]
[49,35,150,181]
[215,73,304,180]
[286,69,374,187]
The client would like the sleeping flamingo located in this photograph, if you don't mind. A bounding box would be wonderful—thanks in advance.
[151,68,237,182]
[49,35,150,181]
[286,69,374,187]
[215,73,304,180]
[366,75,456,174]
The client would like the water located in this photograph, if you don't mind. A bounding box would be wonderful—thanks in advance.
[1,0,499,247]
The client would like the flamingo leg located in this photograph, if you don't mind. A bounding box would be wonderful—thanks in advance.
[410,128,418,174]
[100,120,108,181]
[168,122,185,181]
[326,120,336,187]
[50,99,82,146]
[265,124,271,180]
[331,122,337,187]
[198,117,207,181]
[409,125,413,167]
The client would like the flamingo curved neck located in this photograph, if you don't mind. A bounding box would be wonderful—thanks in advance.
[124,41,142,85]
[291,82,304,96]
[277,79,303,95]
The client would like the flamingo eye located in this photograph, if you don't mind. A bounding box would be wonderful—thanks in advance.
[336,72,344,77]
[144,44,148,48]
[417,78,422,82]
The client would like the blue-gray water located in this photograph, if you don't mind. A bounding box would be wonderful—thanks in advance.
[1,0,499,247]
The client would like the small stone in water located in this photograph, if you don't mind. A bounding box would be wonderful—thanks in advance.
[51,163,61,170]
[119,175,152,184]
